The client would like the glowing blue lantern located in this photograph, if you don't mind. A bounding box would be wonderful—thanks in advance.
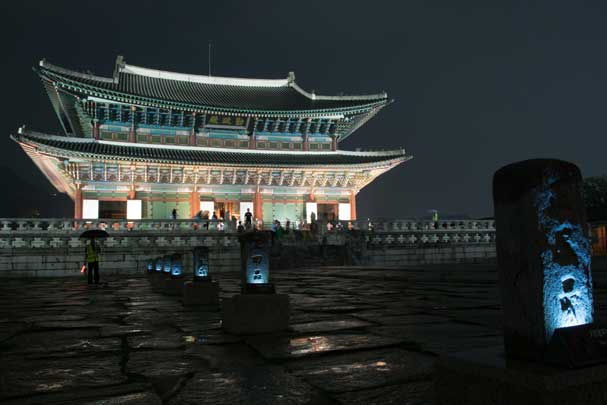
[171,254,183,278]
[154,258,163,272]
[193,247,210,281]
[239,231,275,294]
[246,248,269,284]
[163,255,172,274]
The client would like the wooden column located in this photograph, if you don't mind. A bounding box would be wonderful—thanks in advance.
[190,189,200,217]
[249,133,257,149]
[302,134,309,151]
[74,187,83,219]
[350,190,357,220]
[254,187,263,222]
[190,112,197,146]
[92,119,100,140]
[331,135,338,151]
[129,106,136,143]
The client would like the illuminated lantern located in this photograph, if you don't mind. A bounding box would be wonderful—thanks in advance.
[493,159,594,360]
[154,258,163,272]
[239,231,274,294]
[146,259,154,273]
[170,254,184,278]
[193,247,211,281]
[247,248,269,284]
[162,255,172,274]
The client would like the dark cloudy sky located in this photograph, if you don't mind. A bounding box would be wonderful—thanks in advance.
[1,1,606,219]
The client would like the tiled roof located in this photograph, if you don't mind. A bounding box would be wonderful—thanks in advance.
[13,131,410,168]
[37,58,389,113]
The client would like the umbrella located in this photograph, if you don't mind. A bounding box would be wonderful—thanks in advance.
[80,229,109,239]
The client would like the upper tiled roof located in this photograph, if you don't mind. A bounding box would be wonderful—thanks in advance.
[37,57,389,113]
[13,130,410,168]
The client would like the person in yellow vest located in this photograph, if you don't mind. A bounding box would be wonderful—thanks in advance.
[432,211,439,229]
[84,239,101,284]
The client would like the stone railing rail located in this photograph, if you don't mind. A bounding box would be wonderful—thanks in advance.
[0,218,495,233]
[0,218,496,250]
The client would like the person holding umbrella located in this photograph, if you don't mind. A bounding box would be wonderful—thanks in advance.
[80,229,108,285]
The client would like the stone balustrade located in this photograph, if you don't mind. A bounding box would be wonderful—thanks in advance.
[0,218,497,276]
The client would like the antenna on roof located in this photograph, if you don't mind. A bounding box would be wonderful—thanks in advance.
[208,41,212,77]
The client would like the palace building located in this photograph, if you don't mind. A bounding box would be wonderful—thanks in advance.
[13,56,411,223]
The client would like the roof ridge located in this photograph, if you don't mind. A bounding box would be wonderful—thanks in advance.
[120,63,290,88]
[289,81,388,102]
[38,59,116,84]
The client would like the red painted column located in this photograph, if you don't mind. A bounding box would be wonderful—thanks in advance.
[249,133,257,149]
[331,135,337,151]
[350,190,357,220]
[190,189,200,217]
[303,134,309,151]
[254,187,263,223]
[74,187,83,219]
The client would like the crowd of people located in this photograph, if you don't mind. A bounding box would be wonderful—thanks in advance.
[166,205,375,237]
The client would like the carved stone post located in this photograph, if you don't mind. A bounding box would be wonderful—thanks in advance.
[493,159,593,360]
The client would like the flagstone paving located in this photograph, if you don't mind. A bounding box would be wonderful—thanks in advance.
[1,260,606,404]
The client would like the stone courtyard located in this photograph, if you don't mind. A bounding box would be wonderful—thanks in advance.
[2,261,606,404]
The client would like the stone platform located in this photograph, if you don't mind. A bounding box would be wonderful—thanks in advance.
[1,260,607,403]
[436,346,607,404]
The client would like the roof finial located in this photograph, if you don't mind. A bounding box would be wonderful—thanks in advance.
[208,41,212,77]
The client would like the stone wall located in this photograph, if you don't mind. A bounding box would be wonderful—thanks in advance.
[359,244,497,266]
[0,218,497,277]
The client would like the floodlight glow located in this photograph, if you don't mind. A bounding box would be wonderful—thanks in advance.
[170,255,183,278]
[154,258,163,272]
[338,203,351,221]
[127,199,142,220]
[163,256,171,273]
[82,199,99,219]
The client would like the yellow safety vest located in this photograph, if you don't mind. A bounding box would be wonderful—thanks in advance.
[86,244,99,262]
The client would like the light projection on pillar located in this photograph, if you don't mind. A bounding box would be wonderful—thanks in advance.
[154,258,163,272]
[535,175,593,340]
[246,248,269,284]
[163,256,172,273]
[170,255,183,278]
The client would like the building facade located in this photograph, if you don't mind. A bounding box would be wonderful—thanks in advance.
[13,56,411,223]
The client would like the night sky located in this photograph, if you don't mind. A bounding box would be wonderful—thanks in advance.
[2,1,606,219]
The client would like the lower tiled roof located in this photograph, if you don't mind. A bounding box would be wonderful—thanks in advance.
[14,131,409,168]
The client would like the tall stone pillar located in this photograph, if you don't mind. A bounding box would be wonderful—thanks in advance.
[74,187,83,219]
[350,190,357,220]
[493,159,593,360]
